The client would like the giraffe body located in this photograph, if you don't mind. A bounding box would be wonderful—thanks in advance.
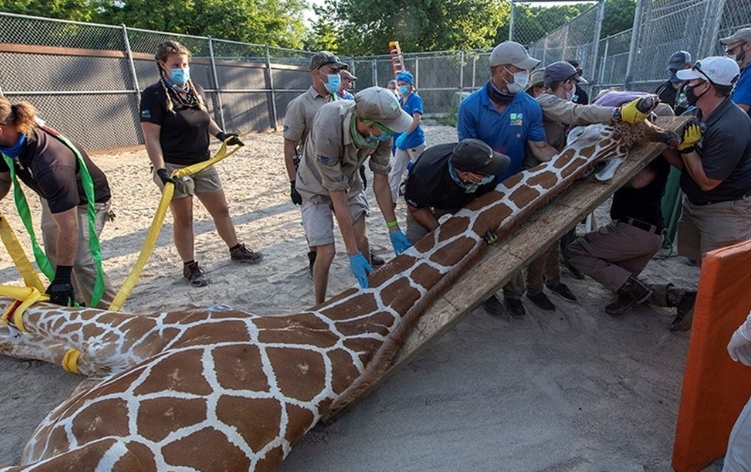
[0,113,678,472]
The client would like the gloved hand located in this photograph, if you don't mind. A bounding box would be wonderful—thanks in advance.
[395,133,407,150]
[156,168,176,186]
[728,312,751,366]
[389,229,411,255]
[677,122,702,153]
[45,265,75,307]
[216,131,244,146]
[618,98,650,124]
[290,180,302,205]
[349,252,373,289]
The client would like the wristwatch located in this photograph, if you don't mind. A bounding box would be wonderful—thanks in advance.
[611,107,621,122]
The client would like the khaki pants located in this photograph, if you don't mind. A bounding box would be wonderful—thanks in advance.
[526,243,561,294]
[677,195,751,263]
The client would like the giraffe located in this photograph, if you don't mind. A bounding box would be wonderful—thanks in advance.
[0,96,678,472]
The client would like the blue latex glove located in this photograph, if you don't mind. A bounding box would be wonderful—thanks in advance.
[395,133,407,149]
[389,229,412,255]
[349,252,373,288]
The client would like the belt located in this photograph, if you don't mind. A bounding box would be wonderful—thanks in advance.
[618,218,664,235]
[691,191,751,206]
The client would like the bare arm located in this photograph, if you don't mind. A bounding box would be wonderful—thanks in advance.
[207,119,223,139]
[371,172,401,234]
[50,207,79,266]
[404,112,422,135]
[283,139,299,181]
[681,150,723,191]
[0,172,10,200]
[408,205,439,232]
[141,122,166,170]
[630,166,656,189]
[528,140,558,163]
[329,189,360,256]
[662,148,684,170]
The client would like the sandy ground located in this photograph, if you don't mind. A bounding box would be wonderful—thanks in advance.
[0,123,725,471]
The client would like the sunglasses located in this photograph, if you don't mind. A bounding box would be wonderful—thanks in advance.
[362,119,396,136]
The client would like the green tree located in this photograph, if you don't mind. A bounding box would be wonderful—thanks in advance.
[304,2,341,53]
[495,3,592,45]
[0,0,97,21]
[601,0,636,38]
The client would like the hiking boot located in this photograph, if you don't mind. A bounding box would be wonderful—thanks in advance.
[229,243,263,264]
[371,249,385,268]
[560,254,585,280]
[527,291,556,311]
[546,282,577,302]
[605,276,652,315]
[505,298,526,319]
[183,261,208,287]
[307,251,316,279]
[670,290,697,332]
[482,295,505,317]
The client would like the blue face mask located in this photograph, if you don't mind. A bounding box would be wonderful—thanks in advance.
[668,70,681,83]
[368,131,393,142]
[323,73,341,94]
[398,85,410,96]
[448,162,494,193]
[170,67,190,85]
[0,133,27,159]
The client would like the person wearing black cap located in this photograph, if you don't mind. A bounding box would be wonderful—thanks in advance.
[403,139,510,243]
[654,51,692,115]
[566,59,589,105]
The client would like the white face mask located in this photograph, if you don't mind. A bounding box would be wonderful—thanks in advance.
[503,67,529,94]
[565,82,575,101]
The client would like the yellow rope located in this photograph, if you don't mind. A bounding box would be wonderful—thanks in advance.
[0,285,48,332]
[0,212,46,291]
[61,348,81,374]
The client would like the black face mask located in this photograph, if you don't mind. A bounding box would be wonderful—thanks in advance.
[486,80,515,105]
[685,82,707,106]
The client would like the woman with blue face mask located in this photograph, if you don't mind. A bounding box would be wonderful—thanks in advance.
[140,40,263,288]
[388,71,426,203]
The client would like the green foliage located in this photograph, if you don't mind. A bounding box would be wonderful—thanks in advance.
[0,0,97,21]
[495,3,592,45]
[304,2,341,53]
[601,0,636,38]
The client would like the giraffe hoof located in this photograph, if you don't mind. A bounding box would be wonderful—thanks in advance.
[484,230,498,245]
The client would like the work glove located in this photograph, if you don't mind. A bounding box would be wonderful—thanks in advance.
[46,265,75,307]
[389,229,411,256]
[395,133,407,150]
[349,252,373,289]
[728,312,751,366]
[290,180,302,205]
[676,122,702,153]
[216,131,244,146]
[618,97,651,124]
[156,168,176,186]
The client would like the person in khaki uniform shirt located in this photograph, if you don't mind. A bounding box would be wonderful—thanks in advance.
[296,87,414,304]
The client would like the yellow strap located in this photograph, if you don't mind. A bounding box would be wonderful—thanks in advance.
[0,285,48,332]
[61,348,81,374]
[107,141,239,310]
[0,212,46,291]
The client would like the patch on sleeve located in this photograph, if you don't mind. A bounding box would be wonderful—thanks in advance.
[318,155,332,165]
[283,124,289,133]
[545,96,559,103]
[140,109,151,119]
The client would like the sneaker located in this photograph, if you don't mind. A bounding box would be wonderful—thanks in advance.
[371,249,385,268]
[482,295,505,317]
[605,276,652,315]
[183,261,208,287]
[560,255,585,280]
[527,291,556,311]
[229,243,263,264]
[505,298,526,319]
[670,290,696,332]
[307,251,316,279]
[546,282,577,302]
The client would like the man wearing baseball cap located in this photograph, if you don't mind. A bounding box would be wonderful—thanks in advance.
[403,139,510,243]
[655,50,692,115]
[295,86,413,303]
[337,69,357,100]
[283,51,349,276]
[720,27,751,115]
[664,56,751,278]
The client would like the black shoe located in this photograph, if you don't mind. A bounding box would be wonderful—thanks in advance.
[183,261,208,287]
[605,276,652,315]
[546,282,577,302]
[482,295,505,317]
[505,298,526,319]
[307,251,316,279]
[230,243,263,264]
[670,290,696,331]
[560,255,585,280]
[371,249,385,267]
[527,292,555,311]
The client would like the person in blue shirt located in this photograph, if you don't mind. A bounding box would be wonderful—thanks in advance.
[721,28,751,117]
[388,71,426,202]
[457,40,557,319]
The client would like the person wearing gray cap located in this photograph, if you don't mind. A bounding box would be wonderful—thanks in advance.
[403,139,510,244]
[721,27,751,115]
[295,86,413,304]
[337,70,357,100]
[457,41,558,319]
[654,51,692,115]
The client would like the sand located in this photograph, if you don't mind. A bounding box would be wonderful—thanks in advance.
[0,123,724,471]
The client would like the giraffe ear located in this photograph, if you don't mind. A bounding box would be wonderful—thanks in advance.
[566,126,587,145]
[594,158,625,181]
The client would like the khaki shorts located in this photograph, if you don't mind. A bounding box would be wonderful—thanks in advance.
[153,163,223,200]
[677,195,751,261]
[301,191,369,247]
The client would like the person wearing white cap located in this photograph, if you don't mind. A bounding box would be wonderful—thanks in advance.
[295,86,413,304]
[720,27,751,115]
[663,57,751,277]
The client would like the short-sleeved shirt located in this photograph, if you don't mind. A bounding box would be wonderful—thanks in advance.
[610,156,671,228]
[732,64,751,118]
[680,97,751,204]
[283,86,332,152]
[399,92,425,149]
[0,128,111,213]
[139,82,211,165]
[295,100,392,203]
[404,143,495,210]
[457,81,547,182]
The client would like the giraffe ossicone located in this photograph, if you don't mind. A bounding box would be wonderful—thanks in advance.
[0,106,677,471]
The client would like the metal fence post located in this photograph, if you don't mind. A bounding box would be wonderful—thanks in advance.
[265,44,279,132]
[589,0,606,89]
[121,24,140,105]
[414,56,419,89]
[372,58,378,86]
[472,54,477,90]
[207,36,226,131]
[459,50,465,93]
[598,37,609,87]
[509,0,516,41]
[699,0,728,57]
[625,0,646,89]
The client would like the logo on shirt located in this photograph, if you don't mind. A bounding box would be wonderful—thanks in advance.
[510,113,523,126]
[283,125,289,133]
[318,155,331,165]
[141,109,151,119]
